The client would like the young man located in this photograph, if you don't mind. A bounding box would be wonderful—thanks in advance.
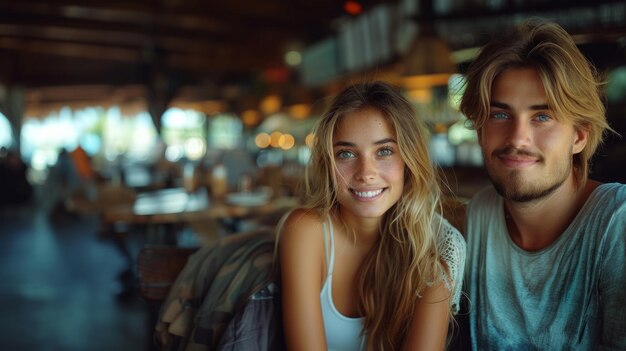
[459,21,626,349]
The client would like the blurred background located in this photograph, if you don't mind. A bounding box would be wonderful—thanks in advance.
[1,0,625,350]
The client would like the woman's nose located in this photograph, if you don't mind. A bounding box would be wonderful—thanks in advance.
[355,156,377,181]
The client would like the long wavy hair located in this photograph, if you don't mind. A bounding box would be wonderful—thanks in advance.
[459,20,612,185]
[304,81,448,350]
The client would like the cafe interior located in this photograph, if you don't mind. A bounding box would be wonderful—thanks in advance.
[1,0,625,349]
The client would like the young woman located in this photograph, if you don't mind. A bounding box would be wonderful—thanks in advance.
[278,81,466,351]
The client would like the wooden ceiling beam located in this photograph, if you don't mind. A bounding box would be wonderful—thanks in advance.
[0,1,334,41]
[0,22,286,57]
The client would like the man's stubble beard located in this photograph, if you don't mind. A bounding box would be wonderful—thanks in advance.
[485,150,572,203]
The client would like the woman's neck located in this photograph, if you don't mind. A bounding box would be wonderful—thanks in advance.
[336,207,382,243]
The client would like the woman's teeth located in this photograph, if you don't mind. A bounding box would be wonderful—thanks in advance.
[351,189,383,198]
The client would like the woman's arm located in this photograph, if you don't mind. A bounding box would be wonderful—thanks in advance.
[403,220,466,351]
[401,282,450,351]
[279,209,328,350]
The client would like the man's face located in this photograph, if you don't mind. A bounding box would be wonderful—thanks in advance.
[477,67,588,202]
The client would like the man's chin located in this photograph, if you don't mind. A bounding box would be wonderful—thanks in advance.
[491,178,563,203]
[489,173,535,201]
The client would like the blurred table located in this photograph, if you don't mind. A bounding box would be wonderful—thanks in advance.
[132,187,209,218]
[102,187,298,239]
[101,186,298,298]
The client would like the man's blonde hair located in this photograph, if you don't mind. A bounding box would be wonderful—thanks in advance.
[460,20,611,184]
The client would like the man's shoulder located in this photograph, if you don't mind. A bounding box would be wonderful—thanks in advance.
[588,183,626,215]
[467,185,500,212]
[596,182,626,197]
[575,183,626,247]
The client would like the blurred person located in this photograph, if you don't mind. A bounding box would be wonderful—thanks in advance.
[147,138,178,188]
[0,147,32,206]
[46,148,80,214]
[459,20,626,349]
[278,81,466,350]
[68,145,95,182]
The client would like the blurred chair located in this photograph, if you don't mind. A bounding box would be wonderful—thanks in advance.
[441,195,466,236]
[186,218,222,246]
[137,246,198,301]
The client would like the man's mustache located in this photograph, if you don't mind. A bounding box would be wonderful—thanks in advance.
[492,147,542,161]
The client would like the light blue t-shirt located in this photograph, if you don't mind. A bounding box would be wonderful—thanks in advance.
[465,183,626,350]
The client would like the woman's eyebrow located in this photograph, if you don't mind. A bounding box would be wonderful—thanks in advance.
[374,138,397,145]
[333,138,396,148]
[333,141,355,147]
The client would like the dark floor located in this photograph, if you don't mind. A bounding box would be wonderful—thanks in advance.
[0,200,152,351]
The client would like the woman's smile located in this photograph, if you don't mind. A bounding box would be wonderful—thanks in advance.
[350,187,386,200]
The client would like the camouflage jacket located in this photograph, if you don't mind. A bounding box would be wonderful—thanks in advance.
[154,228,284,351]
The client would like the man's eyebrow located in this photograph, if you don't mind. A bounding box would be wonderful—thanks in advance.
[333,138,397,147]
[529,104,550,110]
[490,101,550,110]
[490,101,510,109]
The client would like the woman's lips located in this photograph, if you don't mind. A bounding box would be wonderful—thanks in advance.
[350,188,385,200]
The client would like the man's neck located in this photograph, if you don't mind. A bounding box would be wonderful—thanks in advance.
[504,178,599,251]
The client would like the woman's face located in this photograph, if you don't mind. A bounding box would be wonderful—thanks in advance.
[332,107,405,220]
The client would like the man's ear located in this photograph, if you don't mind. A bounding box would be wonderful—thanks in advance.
[572,125,589,154]
[476,127,484,147]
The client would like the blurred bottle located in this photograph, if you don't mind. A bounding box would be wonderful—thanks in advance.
[183,162,197,193]
[238,173,252,193]
[211,163,228,200]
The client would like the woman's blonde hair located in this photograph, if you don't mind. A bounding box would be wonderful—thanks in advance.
[305,81,448,350]
[459,20,611,184]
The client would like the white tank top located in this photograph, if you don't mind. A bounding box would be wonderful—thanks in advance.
[320,217,366,351]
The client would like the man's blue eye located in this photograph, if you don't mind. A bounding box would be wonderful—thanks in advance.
[492,112,508,120]
[536,114,551,122]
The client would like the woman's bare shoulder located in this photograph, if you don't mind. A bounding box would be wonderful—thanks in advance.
[282,208,323,232]
[279,208,325,247]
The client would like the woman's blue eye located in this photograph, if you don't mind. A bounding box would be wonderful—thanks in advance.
[377,147,393,157]
[492,112,508,120]
[336,150,354,159]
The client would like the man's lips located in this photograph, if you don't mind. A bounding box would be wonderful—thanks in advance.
[493,149,541,168]
[497,155,538,168]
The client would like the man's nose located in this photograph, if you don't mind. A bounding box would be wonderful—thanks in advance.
[507,118,532,148]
